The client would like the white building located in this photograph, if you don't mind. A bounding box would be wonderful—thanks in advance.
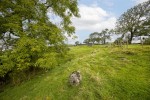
[132,36,149,44]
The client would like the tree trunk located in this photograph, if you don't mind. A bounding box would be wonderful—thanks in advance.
[104,39,106,44]
[128,32,133,44]
[104,34,106,44]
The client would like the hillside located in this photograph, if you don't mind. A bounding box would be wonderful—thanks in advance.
[0,45,150,100]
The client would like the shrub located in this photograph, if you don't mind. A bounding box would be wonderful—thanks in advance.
[143,38,150,45]
[0,36,69,85]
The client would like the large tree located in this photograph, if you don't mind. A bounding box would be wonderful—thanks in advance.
[116,0,150,44]
[0,0,79,78]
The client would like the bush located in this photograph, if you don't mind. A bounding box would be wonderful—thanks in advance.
[0,36,69,85]
[143,38,150,45]
[36,53,58,69]
[0,51,15,77]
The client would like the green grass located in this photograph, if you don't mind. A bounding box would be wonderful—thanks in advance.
[0,45,150,100]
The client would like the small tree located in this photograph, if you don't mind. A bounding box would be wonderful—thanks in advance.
[89,32,99,44]
[75,41,80,46]
[143,37,150,45]
[83,39,90,44]
[99,29,111,44]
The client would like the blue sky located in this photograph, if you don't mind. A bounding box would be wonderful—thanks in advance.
[67,0,148,44]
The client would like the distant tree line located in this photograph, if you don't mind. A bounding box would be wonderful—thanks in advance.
[76,0,150,46]
[83,29,114,45]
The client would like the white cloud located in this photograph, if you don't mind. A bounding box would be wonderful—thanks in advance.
[132,0,148,4]
[72,4,116,32]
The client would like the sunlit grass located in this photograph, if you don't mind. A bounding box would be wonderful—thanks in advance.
[0,45,150,100]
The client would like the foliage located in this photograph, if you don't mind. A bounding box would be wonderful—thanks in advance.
[0,52,14,77]
[83,39,90,44]
[99,29,111,44]
[0,0,79,83]
[36,53,57,69]
[85,29,112,44]
[89,32,99,44]
[114,37,122,45]
[75,41,80,45]
[143,37,150,45]
[116,0,150,44]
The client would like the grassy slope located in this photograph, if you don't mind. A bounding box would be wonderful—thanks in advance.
[0,45,150,100]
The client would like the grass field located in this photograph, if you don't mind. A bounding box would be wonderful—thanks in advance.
[0,45,150,100]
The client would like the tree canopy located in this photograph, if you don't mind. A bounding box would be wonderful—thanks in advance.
[116,0,150,44]
[0,0,79,79]
[0,0,79,48]
[75,41,80,45]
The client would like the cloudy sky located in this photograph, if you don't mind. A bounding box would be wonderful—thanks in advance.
[67,0,148,44]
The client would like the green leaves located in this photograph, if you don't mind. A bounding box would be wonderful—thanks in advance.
[36,53,57,69]
[116,0,150,43]
[85,29,112,44]
[0,52,15,77]
[0,0,79,78]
